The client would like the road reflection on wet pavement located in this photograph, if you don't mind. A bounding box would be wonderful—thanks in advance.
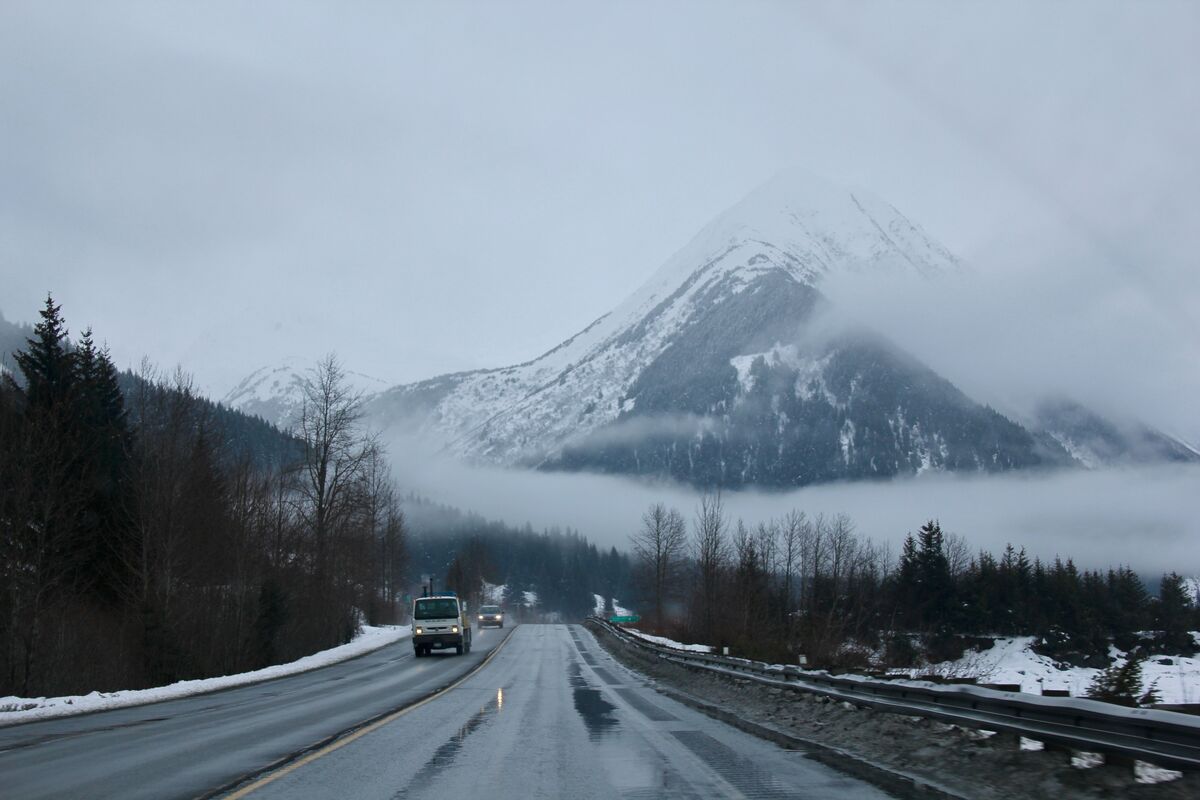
[246,624,896,799]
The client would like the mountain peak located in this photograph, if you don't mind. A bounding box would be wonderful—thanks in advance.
[667,169,961,289]
[223,357,390,430]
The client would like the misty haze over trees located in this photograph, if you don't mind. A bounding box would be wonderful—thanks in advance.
[629,494,1199,674]
[406,498,633,621]
[0,297,407,697]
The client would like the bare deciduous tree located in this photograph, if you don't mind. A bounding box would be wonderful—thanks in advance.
[295,354,376,639]
[692,491,728,641]
[631,503,687,627]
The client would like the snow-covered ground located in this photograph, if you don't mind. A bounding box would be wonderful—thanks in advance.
[0,623,411,726]
[906,635,1200,705]
[626,629,714,654]
[615,628,1200,705]
[591,594,634,617]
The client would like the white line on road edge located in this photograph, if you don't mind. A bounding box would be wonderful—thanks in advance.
[220,627,517,799]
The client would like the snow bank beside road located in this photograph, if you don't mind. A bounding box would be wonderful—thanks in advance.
[626,629,714,654]
[0,623,411,727]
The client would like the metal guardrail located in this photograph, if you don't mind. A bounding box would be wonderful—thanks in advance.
[586,617,1200,772]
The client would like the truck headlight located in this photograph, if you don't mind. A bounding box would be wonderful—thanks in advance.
[415,627,423,635]
[451,625,459,634]
[478,615,483,620]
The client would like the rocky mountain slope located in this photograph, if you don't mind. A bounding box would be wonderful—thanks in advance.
[1032,398,1199,468]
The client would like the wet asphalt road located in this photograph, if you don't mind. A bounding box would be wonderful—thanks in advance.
[0,627,510,800]
[238,624,895,799]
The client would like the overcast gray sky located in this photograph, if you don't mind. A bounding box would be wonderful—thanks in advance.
[2,1,1197,438]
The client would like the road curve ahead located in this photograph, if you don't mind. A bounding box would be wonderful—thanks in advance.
[235,624,894,799]
[0,626,511,800]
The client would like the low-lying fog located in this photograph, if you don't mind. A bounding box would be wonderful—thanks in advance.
[388,439,1199,576]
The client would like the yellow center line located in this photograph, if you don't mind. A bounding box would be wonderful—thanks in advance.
[222,629,515,799]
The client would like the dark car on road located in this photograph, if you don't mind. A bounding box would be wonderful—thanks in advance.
[477,604,504,628]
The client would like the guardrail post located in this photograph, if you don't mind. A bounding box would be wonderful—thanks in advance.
[1101,751,1138,772]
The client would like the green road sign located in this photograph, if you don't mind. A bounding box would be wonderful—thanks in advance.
[608,615,640,624]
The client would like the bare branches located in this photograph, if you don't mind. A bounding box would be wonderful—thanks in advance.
[631,502,687,627]
[691,491,728,640]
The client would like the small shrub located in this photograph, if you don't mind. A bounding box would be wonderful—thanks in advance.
[883,632,920,668]
[1087,654,1152,707]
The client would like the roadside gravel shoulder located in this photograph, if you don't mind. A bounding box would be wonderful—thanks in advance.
[588,621,1200,800]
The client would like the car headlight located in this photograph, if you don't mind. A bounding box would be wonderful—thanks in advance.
[478,615,483,620]
[451,625,459,633]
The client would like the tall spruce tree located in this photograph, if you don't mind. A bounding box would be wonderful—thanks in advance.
[1156,573,1195,654]
[13,295,74,411]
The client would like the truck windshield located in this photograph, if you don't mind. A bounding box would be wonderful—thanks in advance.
[414,599,459,620]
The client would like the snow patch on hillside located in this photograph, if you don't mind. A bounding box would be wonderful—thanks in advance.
[730,343,810,393]
[592,595,634,616]
[1045,431,1102,469]
[481,581,508,605]
[1183,577,1200,605]
[224,357,391,429]
[908,636,1200,705]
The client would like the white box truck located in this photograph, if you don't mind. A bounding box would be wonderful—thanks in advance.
[412,594,473,656]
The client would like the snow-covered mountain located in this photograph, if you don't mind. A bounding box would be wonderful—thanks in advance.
[230,170,1194,487]
[222,357,390,430]
[367,170,1077,486]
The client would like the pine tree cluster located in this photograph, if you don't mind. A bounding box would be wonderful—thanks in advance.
[1,297,409,697]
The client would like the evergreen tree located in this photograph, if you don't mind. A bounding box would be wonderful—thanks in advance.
[13,294,74,411]
[1104,567,1149,638]
[894,534,919,628]
[915,520,953,629]
[1156,573,1195,654]
[1086,654,1150,707]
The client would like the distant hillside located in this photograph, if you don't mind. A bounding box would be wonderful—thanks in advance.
[0,311,33,372]
[117,370,302,470]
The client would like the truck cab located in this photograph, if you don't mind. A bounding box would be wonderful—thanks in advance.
[412,594,472,657]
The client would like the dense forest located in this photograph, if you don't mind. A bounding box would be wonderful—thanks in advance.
[1,297,407,697]
[629,495,1199,670]
[406,497,634,620]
